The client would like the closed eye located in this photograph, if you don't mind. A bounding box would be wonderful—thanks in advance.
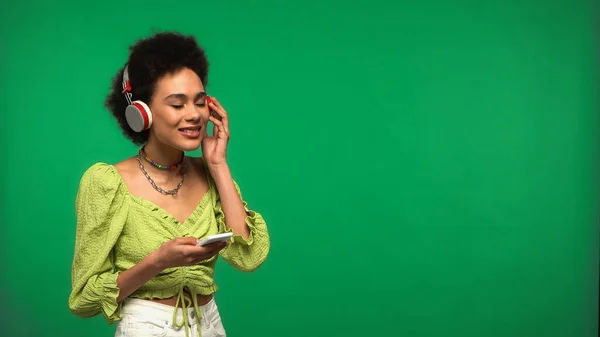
[171,105,184,109]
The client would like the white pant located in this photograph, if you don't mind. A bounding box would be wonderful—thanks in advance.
[114,298,227,337]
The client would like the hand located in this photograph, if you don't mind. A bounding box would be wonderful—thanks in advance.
[152,237,228,269]
[202,96,230,167]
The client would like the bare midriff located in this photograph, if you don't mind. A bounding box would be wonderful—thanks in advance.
[149,292,213,307]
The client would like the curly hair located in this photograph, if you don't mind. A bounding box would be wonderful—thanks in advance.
[105,32,209,146]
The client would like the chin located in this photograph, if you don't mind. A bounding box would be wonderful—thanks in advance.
[178,140,202,152]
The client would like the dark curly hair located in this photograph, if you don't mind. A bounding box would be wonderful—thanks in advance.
[105,32,209,145]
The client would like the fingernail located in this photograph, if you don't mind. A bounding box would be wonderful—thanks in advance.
[206,96,212,105]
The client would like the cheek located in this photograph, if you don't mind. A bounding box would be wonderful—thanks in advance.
[152,107,181,126]
[201,107,211,120]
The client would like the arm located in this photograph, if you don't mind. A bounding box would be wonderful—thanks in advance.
[68,164,127,323]
[115,238,226,302]
[209,164,251,239]
[115,255,162,302]
[202,97,270,272]
[210,167,271,272]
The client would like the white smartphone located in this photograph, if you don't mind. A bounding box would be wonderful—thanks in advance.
[196,232,233,246]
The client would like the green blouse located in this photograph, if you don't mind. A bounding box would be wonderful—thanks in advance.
[68,162,270,334]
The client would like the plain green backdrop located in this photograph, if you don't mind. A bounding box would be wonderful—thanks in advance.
[1,0,598,336]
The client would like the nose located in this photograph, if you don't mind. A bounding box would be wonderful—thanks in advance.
[183,104,203,123]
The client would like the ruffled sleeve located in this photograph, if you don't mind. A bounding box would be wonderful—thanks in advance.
[68,163,127,324]
[215,180,270,272]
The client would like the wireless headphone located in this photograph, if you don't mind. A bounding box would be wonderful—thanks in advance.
[121,64,153,132]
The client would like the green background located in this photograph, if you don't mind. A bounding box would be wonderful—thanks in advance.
[1,0,598,336]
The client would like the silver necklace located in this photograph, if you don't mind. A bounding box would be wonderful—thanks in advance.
[136,154,187,195]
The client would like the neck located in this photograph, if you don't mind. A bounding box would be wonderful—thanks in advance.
[142,138,185,169]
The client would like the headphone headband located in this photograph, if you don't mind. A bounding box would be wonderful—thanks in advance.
[123,64,130,82]
[121,64,133,105]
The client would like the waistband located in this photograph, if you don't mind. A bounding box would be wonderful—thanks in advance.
[122,298,217,326]
[123,286,215,337]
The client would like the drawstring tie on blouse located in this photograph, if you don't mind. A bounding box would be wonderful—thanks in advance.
[172,285,203,337]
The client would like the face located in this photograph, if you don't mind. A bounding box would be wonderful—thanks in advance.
[147,67,210,152]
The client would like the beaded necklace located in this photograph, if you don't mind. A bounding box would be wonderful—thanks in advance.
[138,146,183,170]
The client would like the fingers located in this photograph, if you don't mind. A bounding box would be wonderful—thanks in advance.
[209,116,228,137]
[210,109,221,121]
[175,237,201,246]
[211,118,220,137]
[209,117,230,142]
[168,237,230,266]
[205,240,229,251]
[189,241,228,258]
[209,96,228,119]
[208,97,229,135]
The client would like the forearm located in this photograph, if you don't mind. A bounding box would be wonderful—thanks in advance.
[209,164,250,239]
[116,252,163,302]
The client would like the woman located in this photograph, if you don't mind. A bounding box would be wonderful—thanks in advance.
[68,32,270,337]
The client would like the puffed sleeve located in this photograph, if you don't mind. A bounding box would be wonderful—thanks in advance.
[68,163,127,324]
[215,180,270,272]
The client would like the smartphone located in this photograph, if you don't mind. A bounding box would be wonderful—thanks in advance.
[196,232,233,246]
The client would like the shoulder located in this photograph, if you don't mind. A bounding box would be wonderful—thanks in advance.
[76,162,129,219]
[78,162,125,194]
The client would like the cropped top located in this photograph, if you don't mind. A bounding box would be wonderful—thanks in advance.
[68,162,270,335]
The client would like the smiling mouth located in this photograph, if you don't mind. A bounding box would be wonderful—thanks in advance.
[178,127,201,134]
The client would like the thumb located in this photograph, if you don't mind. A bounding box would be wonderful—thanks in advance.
[178,237,200,246]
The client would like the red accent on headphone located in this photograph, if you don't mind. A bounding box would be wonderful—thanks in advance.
[133,102,150,129]
[122,81,132,94]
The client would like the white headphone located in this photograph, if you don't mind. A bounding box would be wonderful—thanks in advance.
[121,64,153,132]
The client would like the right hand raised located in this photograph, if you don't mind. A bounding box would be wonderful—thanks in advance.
[152,237,229,269]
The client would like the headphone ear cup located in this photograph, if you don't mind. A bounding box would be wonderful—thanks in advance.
[125,100,153,132]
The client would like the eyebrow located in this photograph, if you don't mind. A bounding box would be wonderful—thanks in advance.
[164,92,207,101]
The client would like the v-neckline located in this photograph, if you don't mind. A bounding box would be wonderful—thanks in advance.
[127,189,211,225]
[110,157,213,225]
